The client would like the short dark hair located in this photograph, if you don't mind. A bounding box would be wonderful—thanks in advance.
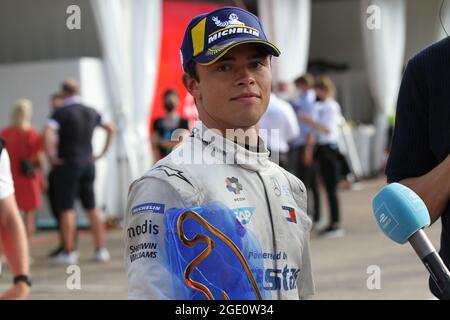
[185,61,199,82]
[163,88,178,100]
[51,93,62,100]
[294,73,314,87]
[61,79,79,95]
[314,75,336,98]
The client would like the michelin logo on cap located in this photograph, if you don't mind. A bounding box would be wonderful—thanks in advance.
[212,13,245,27]
[208,13,260,45]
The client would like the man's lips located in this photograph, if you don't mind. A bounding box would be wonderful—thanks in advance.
[231,93,261,104]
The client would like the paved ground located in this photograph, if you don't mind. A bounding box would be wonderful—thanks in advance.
[0,228,128,300]
[0,177,441,299]
[310,178,440,300]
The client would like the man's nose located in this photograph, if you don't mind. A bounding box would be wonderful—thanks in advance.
[235,67,256,86]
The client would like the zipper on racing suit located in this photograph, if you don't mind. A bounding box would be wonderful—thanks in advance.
[256,171,280,300]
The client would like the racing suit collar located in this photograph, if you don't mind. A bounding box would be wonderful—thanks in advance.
[192,121,271,172]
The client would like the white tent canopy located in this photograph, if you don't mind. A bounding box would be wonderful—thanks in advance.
[360,0,406,172]
[258,0,311,84]
[436,0,450,40]
[90,0,161,215]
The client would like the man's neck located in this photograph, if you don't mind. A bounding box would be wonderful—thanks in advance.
[200,117,260,148]
[166,111,178,119]
[63,95,81,106]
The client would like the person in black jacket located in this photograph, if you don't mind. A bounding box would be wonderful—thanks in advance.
[386,37,450,300]
[46,93,65,257]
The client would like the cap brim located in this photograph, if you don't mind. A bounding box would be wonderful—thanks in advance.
[194,38,281,66]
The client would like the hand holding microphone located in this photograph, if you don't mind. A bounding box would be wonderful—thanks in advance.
[372,183,450,299]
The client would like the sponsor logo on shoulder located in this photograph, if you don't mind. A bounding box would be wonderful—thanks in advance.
[282,206,297,224]
[131,202,165,215]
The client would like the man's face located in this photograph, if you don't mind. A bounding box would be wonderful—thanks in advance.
[297,83,308,94]
[51,97,63,108]
[315,87,326,100]
[186,44,272,129]
[164,93,179,111]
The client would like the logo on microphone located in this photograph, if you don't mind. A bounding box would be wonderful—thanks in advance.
[378,211,394,230]
[374,203,399,236]
[379,213,389,224]
[378,211,394,232]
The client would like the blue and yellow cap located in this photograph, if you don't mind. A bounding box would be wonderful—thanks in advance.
[180,7,281,71]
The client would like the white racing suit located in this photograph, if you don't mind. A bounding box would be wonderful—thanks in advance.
[125,121,314,300]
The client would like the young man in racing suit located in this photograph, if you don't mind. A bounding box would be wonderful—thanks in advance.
[124,7,314,300]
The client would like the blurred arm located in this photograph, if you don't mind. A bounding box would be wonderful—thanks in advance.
[37,151,48,192]
[302,132,316,166]
[0,195,30,300]
[43,126,62,165]
[95,122,116,160]
[301,113,330,134]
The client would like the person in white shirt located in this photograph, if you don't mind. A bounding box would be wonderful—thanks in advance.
[302,75,344,238]
[259,93,300,171]
[0,141,31,299]
[275,81,294,102]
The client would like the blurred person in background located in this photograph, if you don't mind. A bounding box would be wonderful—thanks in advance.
[275,81,293,102]
[0,139,31,300]
[46,93,66,257]
[44,79,115,265]
[290,74,321,223]
[50,93,63,111]
[0,99,47,250]
[259,92,300,171]
[302,75,344,237]
[151,88,190,161]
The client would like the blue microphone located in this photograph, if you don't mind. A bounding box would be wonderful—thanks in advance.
[372,183,450,299]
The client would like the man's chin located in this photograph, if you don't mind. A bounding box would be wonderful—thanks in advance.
[230,116,262,129]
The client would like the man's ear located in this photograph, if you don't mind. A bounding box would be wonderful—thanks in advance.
[182,73,201,100]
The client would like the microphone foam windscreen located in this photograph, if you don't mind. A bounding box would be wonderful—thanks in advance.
[372,183,430,244]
